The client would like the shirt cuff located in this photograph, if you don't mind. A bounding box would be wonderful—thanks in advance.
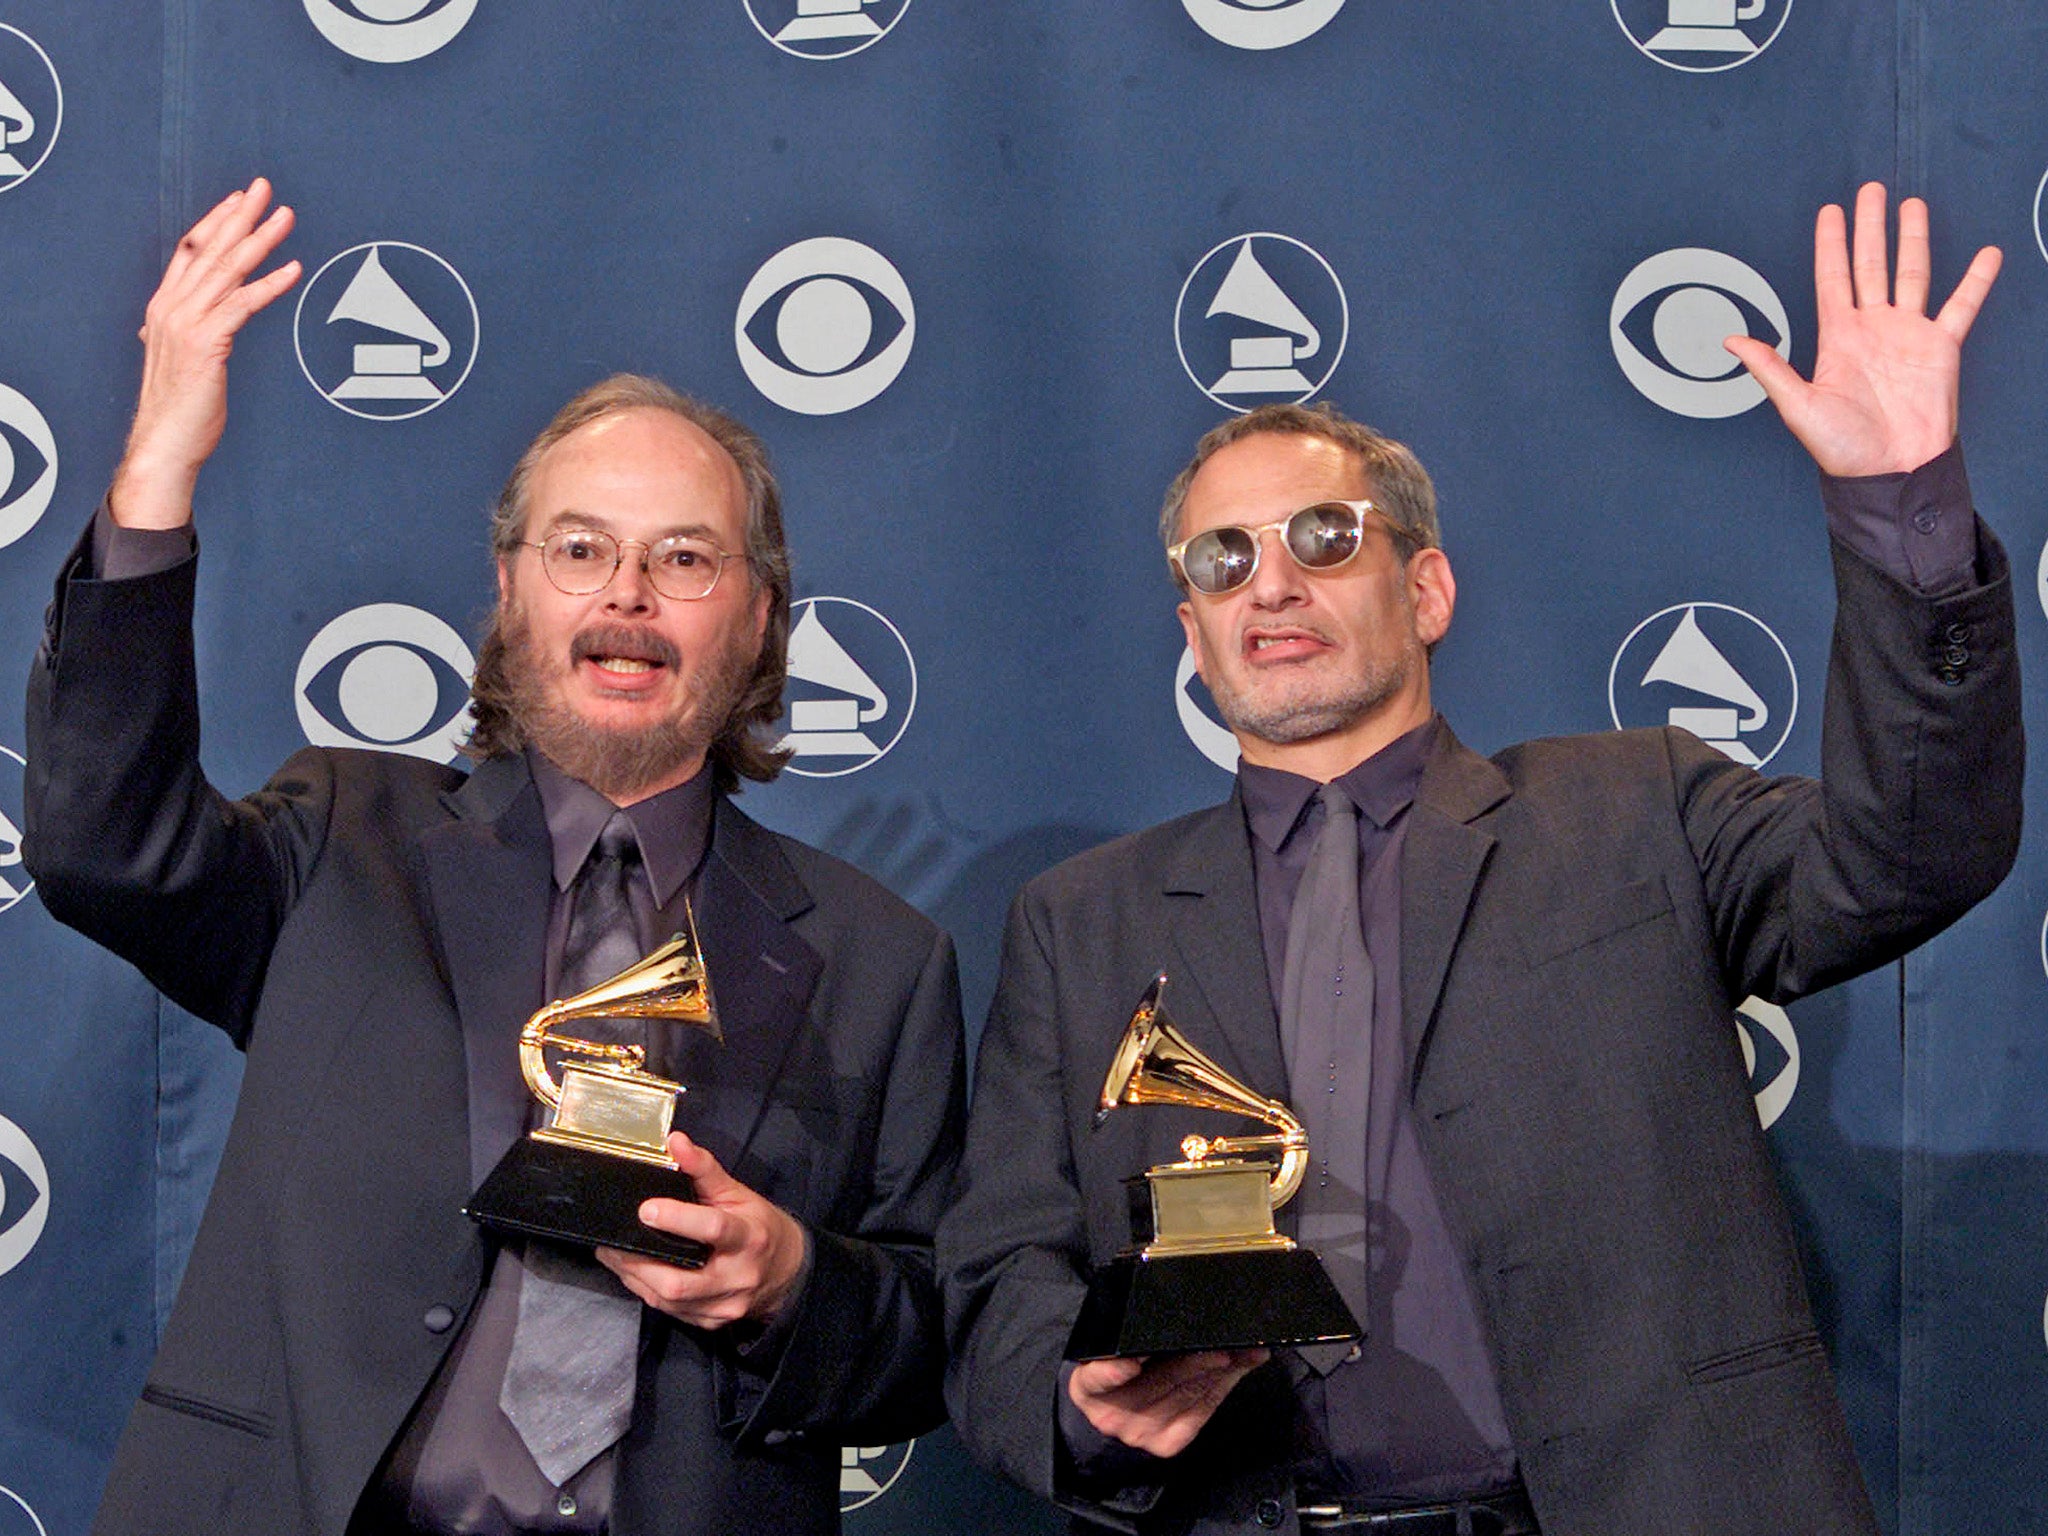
[1819,440,1978,597]
[91,497,195,581]
[727,1230,816,1377]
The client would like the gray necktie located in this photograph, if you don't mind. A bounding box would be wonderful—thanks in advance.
[501,812,647,1487]
[1279,784,1372,1375]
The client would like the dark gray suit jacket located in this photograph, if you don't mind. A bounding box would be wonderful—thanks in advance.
[940,536,2022,1536]
[24,533,965,1536]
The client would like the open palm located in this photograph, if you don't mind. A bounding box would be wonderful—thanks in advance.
[1726,183,2000,478]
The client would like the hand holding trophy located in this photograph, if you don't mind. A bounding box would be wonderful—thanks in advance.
[465,910,721,1267]
[1065,974,1362,1360]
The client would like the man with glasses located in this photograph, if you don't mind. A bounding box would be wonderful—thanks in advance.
[24,180,964,1536]
[941,184,2022,1535]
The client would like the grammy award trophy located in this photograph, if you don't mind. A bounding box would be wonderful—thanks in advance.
[1065,973,1362,1360]
[464,913,720,1267]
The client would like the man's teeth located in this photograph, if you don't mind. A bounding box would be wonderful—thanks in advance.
[593,657,655,674]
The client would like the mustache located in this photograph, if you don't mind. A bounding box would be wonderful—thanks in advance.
[570,624,681,670]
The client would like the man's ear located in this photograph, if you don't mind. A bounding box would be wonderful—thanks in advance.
[1176,600,1209,687]
[1408,549,1455,649]
[495,557,513,607]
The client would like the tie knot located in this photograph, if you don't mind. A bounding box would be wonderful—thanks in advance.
[591,811,641,870]
[1317,782,1357,823]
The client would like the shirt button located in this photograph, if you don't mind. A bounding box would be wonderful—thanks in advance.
[1912,509,1939,534]
[1254,1497,1285,1528]
[557,1492,579,1518]
[422,1304,455,1334]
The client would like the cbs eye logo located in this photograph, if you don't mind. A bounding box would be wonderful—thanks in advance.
[735,238,915,416]
[295,604,475,763]
[0,1113,50,1278]
[1181,0,1346,50]
[0,384,57,550]
[1174,650,1240,772]
[301,0,477,62]
[1609,248,1788,419]
[1734,997,1799,1130]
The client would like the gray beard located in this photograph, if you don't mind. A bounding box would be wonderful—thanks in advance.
[1208,642,1418,746]
[497,603,754,800]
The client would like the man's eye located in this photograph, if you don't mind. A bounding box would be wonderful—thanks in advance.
[557,535,607,562]
[659,544,712,569]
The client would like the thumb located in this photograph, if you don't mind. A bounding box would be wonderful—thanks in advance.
[667,1131,741,1201]
[1723,335,1806,408]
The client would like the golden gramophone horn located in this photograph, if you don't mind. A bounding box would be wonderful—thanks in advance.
[519,904,720,1109]
[1097,973,1308,1209]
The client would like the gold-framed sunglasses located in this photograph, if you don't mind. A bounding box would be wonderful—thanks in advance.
[521,527,741,602]
[1167,499,1394,597]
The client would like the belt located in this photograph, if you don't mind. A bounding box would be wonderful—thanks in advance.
[1297,1485,1538,1534]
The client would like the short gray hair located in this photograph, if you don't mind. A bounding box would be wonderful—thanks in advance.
[1158,402,1440,566]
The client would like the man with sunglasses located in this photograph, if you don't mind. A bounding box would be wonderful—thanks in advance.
[23,181,964,1535]
[942,184,2021,1536]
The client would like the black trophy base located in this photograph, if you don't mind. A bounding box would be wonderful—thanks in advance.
[1065,1248,1361,1360]
[464,1137,709,1268]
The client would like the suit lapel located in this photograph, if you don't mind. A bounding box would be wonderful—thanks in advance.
[1162,793,1288,1102]
[419,753,553,1188]
[676,798,822,1175]
[1400,724,1509,1087]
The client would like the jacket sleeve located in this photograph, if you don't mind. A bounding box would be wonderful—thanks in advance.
[1677,526,2022,1005]
[22,516,330,1044]
[716,923,966,1446]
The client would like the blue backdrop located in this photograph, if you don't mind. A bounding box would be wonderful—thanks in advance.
[1,3,2044,1532]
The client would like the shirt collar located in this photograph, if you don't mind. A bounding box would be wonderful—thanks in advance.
[527,749,716,908]
[1237,715,1439,854]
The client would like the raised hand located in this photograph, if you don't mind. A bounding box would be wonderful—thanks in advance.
[1725,182,2001,479]
[1067,1347,1270,1459]
[595,1133,809,1330]
[110,177,300,529]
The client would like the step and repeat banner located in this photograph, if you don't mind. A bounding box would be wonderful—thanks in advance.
[2,3,2046,1533]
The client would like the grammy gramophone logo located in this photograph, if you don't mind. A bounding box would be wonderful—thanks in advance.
[1608,602,1797,769]
[1175,233,1348,414]
[294,242,480,420]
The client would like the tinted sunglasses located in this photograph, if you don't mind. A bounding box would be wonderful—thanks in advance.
[1167,499,1393,596]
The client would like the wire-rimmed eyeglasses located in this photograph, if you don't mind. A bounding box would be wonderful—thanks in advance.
[520,527,741,602]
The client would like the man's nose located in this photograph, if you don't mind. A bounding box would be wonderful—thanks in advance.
[1243,525,1305,606]
[604,540,657,609]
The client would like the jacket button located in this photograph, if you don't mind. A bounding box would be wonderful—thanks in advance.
[423,1304,456,1334]
[1945,622,1972,645]
[1944,645,1969,667]
[1937,666,1962,687]
[1254,1497,1285,1528]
